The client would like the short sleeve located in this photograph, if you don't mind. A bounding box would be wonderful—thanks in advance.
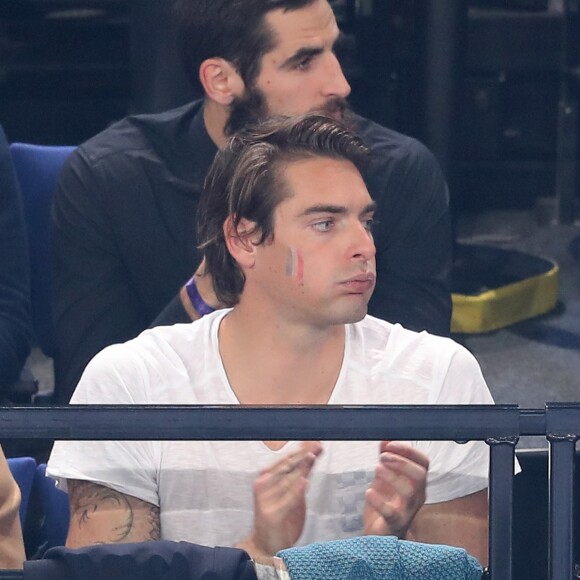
[418,344,494,504]
[47,344,162,506]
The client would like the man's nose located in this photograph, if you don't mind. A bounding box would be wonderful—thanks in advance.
[351,223,376,261]
[323,53,351,99]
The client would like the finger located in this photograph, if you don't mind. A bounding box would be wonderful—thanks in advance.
[255,462,312,510]
[379,441,392,454]
[379,452,427,486]
[365,487,398,524]
[258,451,319,496]
[381,441,430,469]
[373,462,417,501]
[260,441,322,476]
[299,440,323,457]
[255,469,309,504]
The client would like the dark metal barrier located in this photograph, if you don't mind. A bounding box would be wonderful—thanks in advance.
[0,404,577,579]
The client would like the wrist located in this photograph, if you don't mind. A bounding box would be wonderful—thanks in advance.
[253,557,289,580]
[236,536,275,561]
[184,275,215,318]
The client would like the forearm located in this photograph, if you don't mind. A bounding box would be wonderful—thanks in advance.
[0,447,25,569]
[408,489,489,566]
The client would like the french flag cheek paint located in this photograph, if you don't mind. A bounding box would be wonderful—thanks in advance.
[297,253,304,286]
[286,247,305,286]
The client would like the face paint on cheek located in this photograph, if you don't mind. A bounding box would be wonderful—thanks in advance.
[286,247,305,286]
[297,252,304,286]
[286,247,298,277]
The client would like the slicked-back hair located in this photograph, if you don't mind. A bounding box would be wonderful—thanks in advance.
[173,0,316,94]
[197,114,371,306]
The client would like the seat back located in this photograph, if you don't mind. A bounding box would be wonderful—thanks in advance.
[7,456,36,524]
[34,463,69,550]
[8,144,75,358]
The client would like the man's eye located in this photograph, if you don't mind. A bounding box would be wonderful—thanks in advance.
[312,220,333,232]
[296,57,313,71]
[363,218,375,232]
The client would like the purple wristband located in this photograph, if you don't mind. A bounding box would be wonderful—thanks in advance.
[185,276,215,317]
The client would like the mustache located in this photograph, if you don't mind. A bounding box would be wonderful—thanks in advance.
[322,97,348,117]
[319,98,358,131]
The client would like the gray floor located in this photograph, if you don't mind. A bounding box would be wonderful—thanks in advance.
[455,208,580,448]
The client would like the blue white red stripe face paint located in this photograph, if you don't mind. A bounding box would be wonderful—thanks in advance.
[286,247,304,286]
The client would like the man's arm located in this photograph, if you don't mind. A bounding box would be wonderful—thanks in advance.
[153,260,220,326]
[52,150,150,403]
[0,446,25,569]
[66,480,160,548]
[408,488,488,566]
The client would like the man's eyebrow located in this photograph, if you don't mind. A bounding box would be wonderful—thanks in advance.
[280,46,324,69]
[361,202,377,215]
[300,201,376,217]
[301,204,347,217]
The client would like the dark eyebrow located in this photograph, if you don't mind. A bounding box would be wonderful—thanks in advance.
[300,201,376,217]
[280,46,324,70]
[361,202,377,215]
[301,204,347,217]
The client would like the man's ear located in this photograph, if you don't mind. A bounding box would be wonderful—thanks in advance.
[224,217,260,269]
[199,58,245,106]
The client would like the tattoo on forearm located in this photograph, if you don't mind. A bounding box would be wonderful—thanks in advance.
[148,504,161,540]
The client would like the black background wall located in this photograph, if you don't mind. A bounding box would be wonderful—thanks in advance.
[0,0,578,212]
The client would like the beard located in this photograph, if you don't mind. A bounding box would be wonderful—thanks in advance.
[224,85,269,136]
[225,83,356,136]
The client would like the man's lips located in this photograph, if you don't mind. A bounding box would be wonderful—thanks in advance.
[340,273,376,293]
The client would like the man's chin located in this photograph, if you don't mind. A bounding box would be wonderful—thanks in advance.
[338,302,369,325]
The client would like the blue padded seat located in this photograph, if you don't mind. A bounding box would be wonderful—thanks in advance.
[8,144,75,358]
[34,463,69,550]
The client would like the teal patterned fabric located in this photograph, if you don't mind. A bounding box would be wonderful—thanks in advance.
[278,536,483,580]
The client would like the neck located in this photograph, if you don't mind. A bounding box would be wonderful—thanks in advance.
[203,99,229,148]
[218,302,346,406]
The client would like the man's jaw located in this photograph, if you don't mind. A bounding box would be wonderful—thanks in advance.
[225,91,353,137]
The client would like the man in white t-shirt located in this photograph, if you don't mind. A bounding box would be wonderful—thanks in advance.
[48,114,491,565]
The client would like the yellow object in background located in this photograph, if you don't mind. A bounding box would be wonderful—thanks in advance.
[452,262,559,334]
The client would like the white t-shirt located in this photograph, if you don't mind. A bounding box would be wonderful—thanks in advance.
[48,311,494,547]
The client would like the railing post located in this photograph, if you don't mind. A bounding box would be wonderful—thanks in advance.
[487,436,518,580]
[546,403,580,580]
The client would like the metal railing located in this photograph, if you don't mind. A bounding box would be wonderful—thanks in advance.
[0,403,577,579]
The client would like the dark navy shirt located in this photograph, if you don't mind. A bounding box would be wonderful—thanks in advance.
[25,541,258,580]
[0,125,31,396]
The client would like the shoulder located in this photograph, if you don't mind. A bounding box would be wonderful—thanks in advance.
[353,115,447,205]
[66,100,203,172]
[71,311,226,404]
[350,316,486,397]
[357,117,449,227]
[95,310,221,370]
[354,115,438,169]
[352,315,460,359]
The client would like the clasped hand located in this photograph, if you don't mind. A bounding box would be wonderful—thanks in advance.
[240,440,429,558]
[363,441,429,538]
